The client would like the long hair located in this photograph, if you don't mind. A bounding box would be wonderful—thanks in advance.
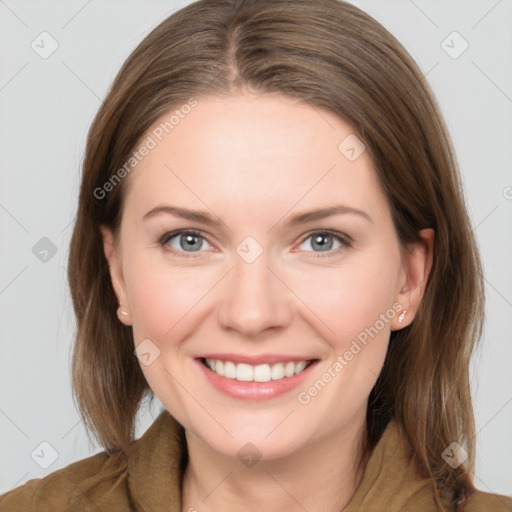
[67,1,485,508]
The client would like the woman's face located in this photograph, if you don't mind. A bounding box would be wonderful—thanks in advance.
[102,93,432,460]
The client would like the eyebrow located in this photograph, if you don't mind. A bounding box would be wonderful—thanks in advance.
[143,204,373,226]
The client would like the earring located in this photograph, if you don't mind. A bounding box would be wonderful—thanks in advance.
[398,310,407,323]
[118,304,128,316]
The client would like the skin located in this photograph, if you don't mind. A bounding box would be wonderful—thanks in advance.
[101,92,433,512]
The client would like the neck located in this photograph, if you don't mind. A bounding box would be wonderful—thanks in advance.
[180,413,367,512]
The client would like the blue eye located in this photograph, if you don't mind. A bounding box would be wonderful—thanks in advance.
[159,230,212,256]
[297,230,352,257]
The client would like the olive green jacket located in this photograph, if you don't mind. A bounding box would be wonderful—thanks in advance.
[1,410,511,511]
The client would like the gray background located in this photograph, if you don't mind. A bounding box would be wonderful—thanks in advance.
[1,0,511,498]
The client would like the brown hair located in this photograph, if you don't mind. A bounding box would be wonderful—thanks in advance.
[67,0,484,508]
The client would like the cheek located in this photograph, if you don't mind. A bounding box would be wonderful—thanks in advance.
[292,255,399,419]
[124,253,218,342]
[297,256,399,346]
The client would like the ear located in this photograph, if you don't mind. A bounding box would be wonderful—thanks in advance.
[391,228,434,330]
[100,224,132,326]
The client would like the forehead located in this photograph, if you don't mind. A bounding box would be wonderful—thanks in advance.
[121,93,387,223]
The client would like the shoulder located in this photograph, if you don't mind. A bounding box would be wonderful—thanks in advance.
[460,488,512,512]
[0,450,131,512]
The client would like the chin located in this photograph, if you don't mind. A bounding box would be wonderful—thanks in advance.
[206,430,306,463]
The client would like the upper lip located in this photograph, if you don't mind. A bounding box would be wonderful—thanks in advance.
[198,353,318,365]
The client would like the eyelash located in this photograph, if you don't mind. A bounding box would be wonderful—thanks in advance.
[157,229,353,258]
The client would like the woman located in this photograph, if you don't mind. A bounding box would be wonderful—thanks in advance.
[1,0,510,510]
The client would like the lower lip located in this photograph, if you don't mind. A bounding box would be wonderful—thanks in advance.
[195,358,319,401]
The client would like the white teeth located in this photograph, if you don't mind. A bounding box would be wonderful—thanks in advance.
[284,361,296,377]
[204,358,311,382]
[224,360,236,379]
[294,361,307,374]
[271,363,285,380]
[236,363,253,382]
[253,364,271,382]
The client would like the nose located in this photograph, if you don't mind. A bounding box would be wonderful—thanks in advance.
[216,248,292,338]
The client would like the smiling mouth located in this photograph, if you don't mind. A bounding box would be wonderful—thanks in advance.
[199,357,317,383]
